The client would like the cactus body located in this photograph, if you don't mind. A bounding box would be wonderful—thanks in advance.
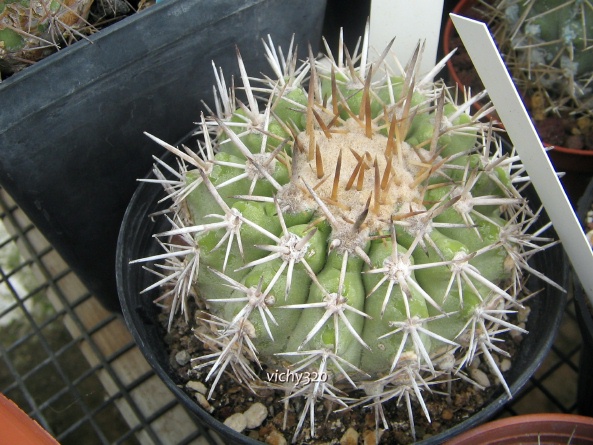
[136,31,559,442]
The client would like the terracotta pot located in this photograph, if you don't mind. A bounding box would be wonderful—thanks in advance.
[443,0,487,103]
[442,0,593,202]
[444,413,593,444]
[0,393,59,445]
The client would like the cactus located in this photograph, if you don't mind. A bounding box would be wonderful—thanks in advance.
[134,28,560,442]
[488,0,593,120]
[0,0,94,76]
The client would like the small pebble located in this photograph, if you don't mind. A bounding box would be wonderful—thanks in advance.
[470,367,491,388]
[265,429,287,445]
[566,134,584,150]
[500,358,512,372]
[224,412,247,433]
[340,427,359,445]
[517,306,531,323]
[175,350,190,366]
[195,393,213,413]
[244,402,268,429]
[186,380,207,394]
[363,429,383,445]
[437,352,456,371]
[441,409,454,421]
[510,322,527,342]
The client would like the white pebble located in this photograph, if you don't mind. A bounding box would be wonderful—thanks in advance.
[437,352,456,371]
[244,402,268,429]
[517,306,531,323]
[224,412,247,433]
[186,380,207,394]
[175,350,190,366]
[470,368,491,388]
[500,358,512,372]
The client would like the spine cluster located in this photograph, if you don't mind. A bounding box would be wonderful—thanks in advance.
[135,27,559,442]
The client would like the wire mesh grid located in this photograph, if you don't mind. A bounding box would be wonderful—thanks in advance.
[0,185,582,444]
[0,188,222,445]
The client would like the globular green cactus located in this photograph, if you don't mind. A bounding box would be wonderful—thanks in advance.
[489,0,593,120]
[135,29,559,442]
[0,0,94,76]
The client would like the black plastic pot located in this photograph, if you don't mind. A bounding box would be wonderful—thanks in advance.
[573,178,593,416]
[0,0,327,312]
[117,155,566,443]
[574,285,593,416]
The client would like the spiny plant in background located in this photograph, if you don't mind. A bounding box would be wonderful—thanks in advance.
[134,26,560,443]
[0,0,94,75]
[0,0,146,77]
[485,0,593,124]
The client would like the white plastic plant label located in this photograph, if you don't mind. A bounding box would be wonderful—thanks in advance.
[369,0,444,75]
[451,14,593,301]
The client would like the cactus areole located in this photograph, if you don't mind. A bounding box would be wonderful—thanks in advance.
[134,30,559,442]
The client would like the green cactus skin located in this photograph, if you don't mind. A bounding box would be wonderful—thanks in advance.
[491,0,593,118]
[0,0,94,76]
[134,31,560,442]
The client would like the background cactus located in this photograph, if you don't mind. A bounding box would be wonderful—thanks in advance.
[135,29,560,442]
[0,0,145,78]
[0,0,94,75]
[487,0,593,129]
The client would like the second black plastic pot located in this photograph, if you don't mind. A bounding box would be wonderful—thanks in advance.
[573,178,593,416]
[0,0,327,312]
[116,156,566,444]
[574,282,593,416]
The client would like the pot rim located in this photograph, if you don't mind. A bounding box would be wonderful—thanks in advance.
[445,413,593,444]
[0,393,60,445]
